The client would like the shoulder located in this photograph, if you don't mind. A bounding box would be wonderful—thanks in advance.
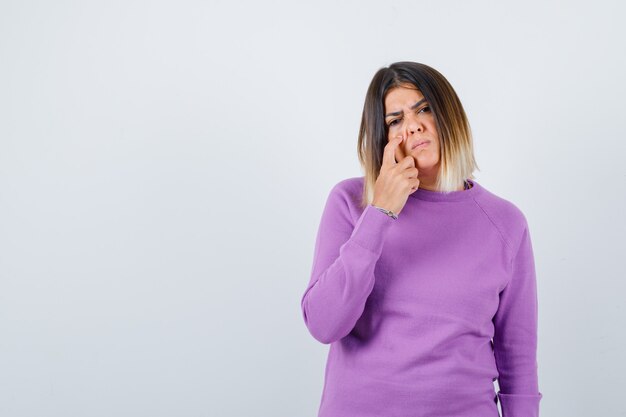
[472,182,531,258]
[330,176,364,197]
[320,176,366,225]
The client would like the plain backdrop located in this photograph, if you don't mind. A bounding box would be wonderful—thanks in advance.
[1,1,625,416]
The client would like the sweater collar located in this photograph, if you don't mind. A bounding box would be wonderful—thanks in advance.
[409,179,483,202]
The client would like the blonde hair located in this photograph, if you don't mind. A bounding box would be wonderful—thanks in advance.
[357,61,480,208]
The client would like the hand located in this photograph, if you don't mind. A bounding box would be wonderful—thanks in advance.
[371,135,420,216]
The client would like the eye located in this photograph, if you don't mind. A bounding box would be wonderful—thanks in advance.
[386,106,429,127]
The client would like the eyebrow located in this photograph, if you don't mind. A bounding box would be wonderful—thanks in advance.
[385,98,428,118]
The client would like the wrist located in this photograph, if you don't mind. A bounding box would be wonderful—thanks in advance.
[371,204,398,220]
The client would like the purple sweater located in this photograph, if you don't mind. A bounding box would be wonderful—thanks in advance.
[301,177,542,417]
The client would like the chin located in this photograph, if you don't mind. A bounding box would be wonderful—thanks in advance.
[414,155,439,169]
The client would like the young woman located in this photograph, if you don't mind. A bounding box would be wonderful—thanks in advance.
[300,61,543,417]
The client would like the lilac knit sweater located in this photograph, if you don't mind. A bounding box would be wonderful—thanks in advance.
[301,177,542,417]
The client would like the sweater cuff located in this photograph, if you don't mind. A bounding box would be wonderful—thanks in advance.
[349,204,395,254]
[497,391,543,417]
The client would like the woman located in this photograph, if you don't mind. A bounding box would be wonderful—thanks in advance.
[300,62,543,417]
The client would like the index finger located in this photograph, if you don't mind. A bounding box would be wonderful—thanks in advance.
[383,136,404,166]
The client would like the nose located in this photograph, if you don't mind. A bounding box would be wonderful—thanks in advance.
[404,114,423,136]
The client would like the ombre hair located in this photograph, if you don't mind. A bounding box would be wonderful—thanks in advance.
[357,61,480,209]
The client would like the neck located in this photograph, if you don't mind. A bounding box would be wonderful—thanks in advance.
[419,175,468,192]
[418,169,438,191]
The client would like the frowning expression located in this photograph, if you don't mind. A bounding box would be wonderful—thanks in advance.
[384,85,440,171]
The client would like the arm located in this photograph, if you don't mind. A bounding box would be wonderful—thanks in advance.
[300,182,395,344]
[493,221,543,417]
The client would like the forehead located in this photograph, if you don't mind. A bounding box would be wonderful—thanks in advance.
[384,86,425,110]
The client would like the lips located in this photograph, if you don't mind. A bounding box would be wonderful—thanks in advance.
[411,140,430,150]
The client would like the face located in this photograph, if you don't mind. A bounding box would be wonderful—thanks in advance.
[384,85,440,173]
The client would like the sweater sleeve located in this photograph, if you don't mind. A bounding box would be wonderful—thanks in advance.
[493,221,543,417]
[300,183,395,344]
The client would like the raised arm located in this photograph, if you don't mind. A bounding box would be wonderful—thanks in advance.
[300,182,395,344]
[493,221,543,417]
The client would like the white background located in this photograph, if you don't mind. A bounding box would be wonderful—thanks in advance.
[1,1,624,416]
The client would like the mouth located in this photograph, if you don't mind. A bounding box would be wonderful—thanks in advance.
[411,140,430,150]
